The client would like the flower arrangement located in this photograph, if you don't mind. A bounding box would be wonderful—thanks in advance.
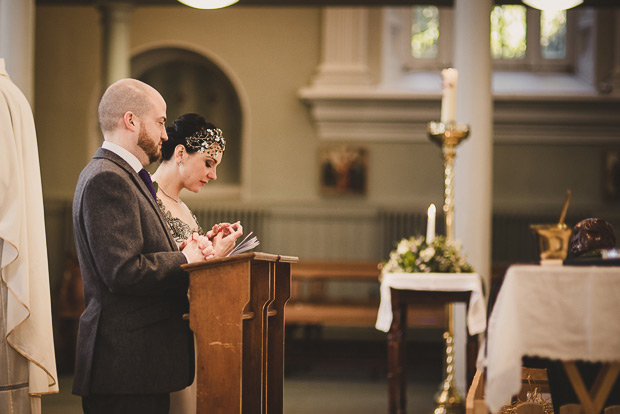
[382,235,474,274]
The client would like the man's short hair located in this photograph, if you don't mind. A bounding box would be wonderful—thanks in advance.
[98,79,157,133]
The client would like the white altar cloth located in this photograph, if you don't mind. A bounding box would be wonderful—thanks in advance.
[482,265,620,413]
[375,272,486,335]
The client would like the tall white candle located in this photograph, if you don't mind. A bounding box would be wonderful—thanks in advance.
[440,68,458,124]
[426,203,436,243]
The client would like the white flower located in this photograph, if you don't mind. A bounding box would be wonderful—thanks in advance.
[382,235,473,274]
[397,241,409,255]
[453,240,463,251]
[420,246,435,262]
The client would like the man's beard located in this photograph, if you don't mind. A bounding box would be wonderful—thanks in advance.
[137,127,161,164]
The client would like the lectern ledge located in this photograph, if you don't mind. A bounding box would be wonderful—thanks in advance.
[182,252,298,414]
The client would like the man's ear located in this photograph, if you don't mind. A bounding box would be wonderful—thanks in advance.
[123,112,137,131]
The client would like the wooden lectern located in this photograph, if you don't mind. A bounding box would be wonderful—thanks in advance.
[182,252,298,414]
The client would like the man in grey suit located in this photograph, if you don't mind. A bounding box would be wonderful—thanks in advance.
[72,78,213,414]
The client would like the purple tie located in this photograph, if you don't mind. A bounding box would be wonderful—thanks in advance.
[138,169,157,200]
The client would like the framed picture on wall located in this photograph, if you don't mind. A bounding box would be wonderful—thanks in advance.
[604,149,620,201]
[319,144,368,196]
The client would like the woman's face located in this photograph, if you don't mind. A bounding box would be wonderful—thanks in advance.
[179,150,223,193]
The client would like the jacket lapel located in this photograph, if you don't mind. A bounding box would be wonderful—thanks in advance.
[94,148,179,250]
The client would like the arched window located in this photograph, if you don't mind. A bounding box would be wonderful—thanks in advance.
[132,47,242,186]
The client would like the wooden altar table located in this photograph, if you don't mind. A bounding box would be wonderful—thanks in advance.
[483,265,620,414]
[376,272,486,414]
[182,252,298,414]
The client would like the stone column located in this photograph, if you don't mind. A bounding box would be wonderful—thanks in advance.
[99,2,133,89]
[0,0,35,105]
[311,8,372,86]
[452,0,494,393]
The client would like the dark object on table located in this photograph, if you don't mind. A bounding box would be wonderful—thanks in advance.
[551,217,619,413]
[563,251,620,266]
[569,218,616,257]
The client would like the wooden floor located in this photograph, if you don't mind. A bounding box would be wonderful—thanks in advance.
[43,327,446,414]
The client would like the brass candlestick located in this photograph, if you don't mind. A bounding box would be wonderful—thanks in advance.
[427,121,470,242]
[427,121,470,414]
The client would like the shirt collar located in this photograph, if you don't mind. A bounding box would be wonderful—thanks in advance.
[102,141,143,173]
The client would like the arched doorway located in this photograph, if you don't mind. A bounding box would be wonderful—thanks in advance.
[132,47,242,186]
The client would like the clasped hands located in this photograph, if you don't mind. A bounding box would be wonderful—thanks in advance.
[180,221,244,263]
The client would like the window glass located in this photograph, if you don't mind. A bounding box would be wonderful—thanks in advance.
[490,5,527,60]
[541,10,567,59]
[411,5,440,59]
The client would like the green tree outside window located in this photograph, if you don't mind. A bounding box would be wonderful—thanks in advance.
[411,6,439,59]
[490,5,527,60]
[541,10,567,59]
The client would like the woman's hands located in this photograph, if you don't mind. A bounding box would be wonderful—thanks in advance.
[180,221,243,262]
[179,232,216,262]
[206,221,244,258]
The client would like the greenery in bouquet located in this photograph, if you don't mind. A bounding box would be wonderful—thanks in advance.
[382,235,474,274]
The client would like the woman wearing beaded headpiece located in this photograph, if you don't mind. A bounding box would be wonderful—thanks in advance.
[152,113,243,253]
[151,113,243,413]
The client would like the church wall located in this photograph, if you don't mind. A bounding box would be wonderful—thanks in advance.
[32,6,620,300]
[130,7,324,202]
[35,6,102,201]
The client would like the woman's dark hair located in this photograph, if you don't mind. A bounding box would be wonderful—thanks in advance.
[569,218,616,257]
[161,113,219,161]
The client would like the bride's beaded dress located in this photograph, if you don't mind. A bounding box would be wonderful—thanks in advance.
[157,196,201,414]
[157,198,204,245]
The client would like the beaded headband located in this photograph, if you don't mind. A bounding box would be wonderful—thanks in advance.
[184,128,226,158]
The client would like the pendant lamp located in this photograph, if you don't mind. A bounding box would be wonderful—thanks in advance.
[177,0,239,9]
[522,0,584,11]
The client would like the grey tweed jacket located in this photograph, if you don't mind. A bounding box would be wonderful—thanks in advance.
[72,148,194,396]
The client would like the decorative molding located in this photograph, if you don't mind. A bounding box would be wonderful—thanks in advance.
[299,86,620,144]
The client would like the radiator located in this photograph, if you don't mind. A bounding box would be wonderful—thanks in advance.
[191,206,267,246]
[378,209,443,259]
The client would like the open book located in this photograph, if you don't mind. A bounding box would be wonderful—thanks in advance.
[227,231,260,257]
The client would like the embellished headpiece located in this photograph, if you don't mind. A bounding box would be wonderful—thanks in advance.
[184,128,226,158]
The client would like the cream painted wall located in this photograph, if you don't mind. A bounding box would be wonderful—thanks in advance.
[34,5,450,206]
[32,5,620,274]
[35,6,102,200]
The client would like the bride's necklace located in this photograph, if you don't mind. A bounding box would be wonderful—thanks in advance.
[159,186,182,204]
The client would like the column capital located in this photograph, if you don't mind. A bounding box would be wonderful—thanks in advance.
[311,8,372,87]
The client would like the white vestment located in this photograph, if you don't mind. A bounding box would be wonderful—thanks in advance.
[0,58,59,414]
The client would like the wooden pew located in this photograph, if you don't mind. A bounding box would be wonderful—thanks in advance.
[285,260,445,329]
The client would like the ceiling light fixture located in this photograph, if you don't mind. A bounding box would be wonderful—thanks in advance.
[177,0,239,10]
[522,0,584,11]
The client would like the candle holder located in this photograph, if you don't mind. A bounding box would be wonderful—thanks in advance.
[427,121,470,242]
[427,121,470,414]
